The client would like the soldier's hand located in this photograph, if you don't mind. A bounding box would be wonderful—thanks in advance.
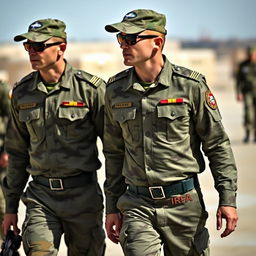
[2,213,20,236]
[105,213,122,244]
[216,206,238,238]
[0,152,8,168]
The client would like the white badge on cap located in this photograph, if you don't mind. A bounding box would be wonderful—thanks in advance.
[29,21,43,30]
[124,11,137,19]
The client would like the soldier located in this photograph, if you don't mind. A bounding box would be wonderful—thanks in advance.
[0,80,10,240]
[2,19,106,255]
[236,46,256,143]
[103,9,238,256]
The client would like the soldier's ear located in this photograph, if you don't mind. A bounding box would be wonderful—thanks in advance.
[153,37,163,49]
[59,43,67,54]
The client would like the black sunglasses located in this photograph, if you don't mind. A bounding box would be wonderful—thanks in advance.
[116,33,158,46]
[23,41,63,52]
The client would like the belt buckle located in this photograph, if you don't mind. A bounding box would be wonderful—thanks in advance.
[49,178,64,191]
[149,186,165,199]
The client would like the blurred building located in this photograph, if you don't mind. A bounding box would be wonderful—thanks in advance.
[0,39,239,89]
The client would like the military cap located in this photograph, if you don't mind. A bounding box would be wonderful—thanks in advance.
[105,9,167,35]
[248,45,256,54]
[14,18,67,42]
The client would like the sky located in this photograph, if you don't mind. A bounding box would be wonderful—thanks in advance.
[0,0,256,43]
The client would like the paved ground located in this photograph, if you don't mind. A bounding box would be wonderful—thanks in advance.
[16,85,256,255]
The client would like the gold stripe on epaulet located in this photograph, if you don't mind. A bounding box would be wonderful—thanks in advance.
[89,76,101,86]
[108,76,116,84]
[190,71,201,80]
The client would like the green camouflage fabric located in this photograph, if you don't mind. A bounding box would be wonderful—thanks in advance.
[0,80,10,153]
[105,9,167,35]
[104,56,237,214]
[14,18,67,42]
[236,58,256,94]
[3,61,105,213]
[0,80,9,238]
[236,57,256,131]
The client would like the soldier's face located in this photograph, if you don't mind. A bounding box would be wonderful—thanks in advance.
[25,39,65,71]
[119,32,158,67]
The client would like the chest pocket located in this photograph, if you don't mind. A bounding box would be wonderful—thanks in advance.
[19,108,44,142]
[112,107,139,141]
[157,104,189,143]
[57,107,90,138]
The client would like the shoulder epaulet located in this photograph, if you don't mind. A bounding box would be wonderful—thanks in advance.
[172,64,205,82]
[13,72,35,90]
[75,70,104,87]
[107,68,130,85]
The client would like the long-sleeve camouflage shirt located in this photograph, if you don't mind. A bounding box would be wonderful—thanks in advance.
[104,56,237,214]
[0,81,10,154]
[236,58,256,94]
[3,61,105,213]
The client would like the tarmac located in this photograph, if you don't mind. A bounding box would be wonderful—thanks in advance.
[16,85,256,255]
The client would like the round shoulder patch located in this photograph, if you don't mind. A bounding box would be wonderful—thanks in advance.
[205,90,217,110]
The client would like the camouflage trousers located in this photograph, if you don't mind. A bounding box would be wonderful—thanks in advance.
[117,187,210,256]
[243,92,256,131]
[21,179,105,256]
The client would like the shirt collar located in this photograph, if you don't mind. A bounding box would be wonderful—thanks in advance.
[122,55,173,91]
[28,59,72,92]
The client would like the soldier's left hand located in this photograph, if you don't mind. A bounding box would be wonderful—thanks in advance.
[0,152,8,168]
[216,206,238,238]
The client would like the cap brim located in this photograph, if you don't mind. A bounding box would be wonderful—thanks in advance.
[105,22,145,34]
[14,32,52,42]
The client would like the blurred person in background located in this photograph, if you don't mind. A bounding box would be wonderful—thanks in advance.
[0,80,10,240]
[103,9,238,256]
[236,46,256,143]
[2,19,106,255]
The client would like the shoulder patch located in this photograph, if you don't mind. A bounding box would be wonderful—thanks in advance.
[205,90,217,110]
[75,70,103,87]
[107,68,130,85]
[172,65,205,82]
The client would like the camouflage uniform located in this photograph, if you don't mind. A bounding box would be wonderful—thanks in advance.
[3,19,106,255]
[104,9,237,256]
[236,47,256,142]
[0,80,10,239]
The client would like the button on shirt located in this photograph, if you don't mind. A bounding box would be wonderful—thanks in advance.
[104,56,237,213]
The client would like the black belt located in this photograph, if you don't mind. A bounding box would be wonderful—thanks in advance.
[32,172,94,191]
[128,176,199,199]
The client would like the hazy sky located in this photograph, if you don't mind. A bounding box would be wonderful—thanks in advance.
[1,0,255,43]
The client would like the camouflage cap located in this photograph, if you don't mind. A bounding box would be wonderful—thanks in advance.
[248,45,256,54]
[14,18,67,42]
[105,9,167,35]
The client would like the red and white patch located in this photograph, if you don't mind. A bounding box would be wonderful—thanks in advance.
[205,91,217,110]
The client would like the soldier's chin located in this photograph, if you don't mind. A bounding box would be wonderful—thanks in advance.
[123,59,133,67]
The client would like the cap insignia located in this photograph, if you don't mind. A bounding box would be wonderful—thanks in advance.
[29,21,43,30]
[124,11,137,20]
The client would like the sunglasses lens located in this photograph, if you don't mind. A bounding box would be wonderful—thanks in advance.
[23,42,45,52]
[125,35,137,45]
[117,34,137,46]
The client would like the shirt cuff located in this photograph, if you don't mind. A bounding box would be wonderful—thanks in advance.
[219,190,237,208]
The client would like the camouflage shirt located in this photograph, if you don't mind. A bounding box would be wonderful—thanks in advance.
[104,56,237,214]
[236,59,256,94]
[3,61,105,213]
[0,81,10,153]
